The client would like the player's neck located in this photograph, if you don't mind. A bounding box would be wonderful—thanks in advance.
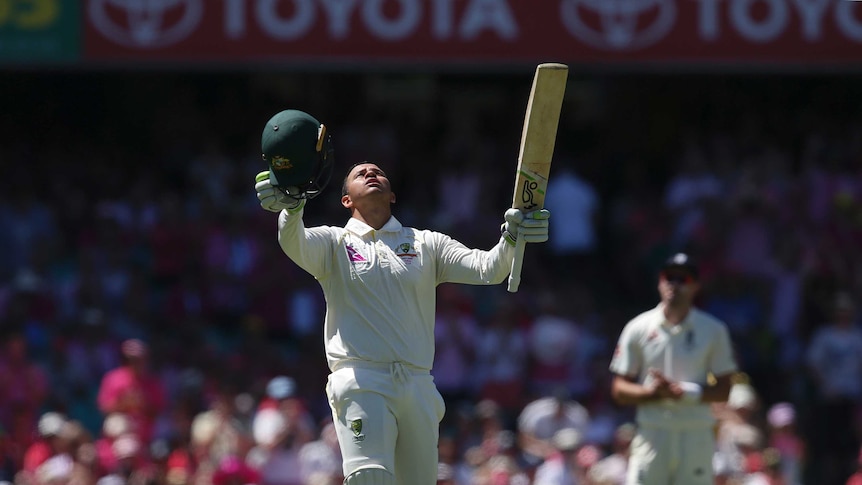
[352,206,392,230]
[662,303,691,325]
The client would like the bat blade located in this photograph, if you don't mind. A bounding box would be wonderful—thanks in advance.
[508,63,568,293]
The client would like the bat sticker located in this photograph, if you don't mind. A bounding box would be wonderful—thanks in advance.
[517,169,547,210]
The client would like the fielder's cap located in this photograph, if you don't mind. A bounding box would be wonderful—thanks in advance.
[661,252,699,279]
[261,109,324,188]
[266,376,296,400]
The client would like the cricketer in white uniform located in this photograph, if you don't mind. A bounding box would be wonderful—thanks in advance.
[610,253,737,485]
[253,108,550,485]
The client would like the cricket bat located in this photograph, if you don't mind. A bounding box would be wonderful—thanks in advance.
[507,63,568,293]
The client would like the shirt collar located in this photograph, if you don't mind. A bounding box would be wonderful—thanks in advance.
[345,216,403,236]
[655,303,694,333]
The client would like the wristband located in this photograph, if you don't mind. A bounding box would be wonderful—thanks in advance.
[679,382,703,403]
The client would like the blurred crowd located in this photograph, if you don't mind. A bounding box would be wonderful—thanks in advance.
[1,71,862,484]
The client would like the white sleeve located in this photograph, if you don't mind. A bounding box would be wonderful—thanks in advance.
[277,208,336,279]
[609,322,641,378]
[428,232,514,285]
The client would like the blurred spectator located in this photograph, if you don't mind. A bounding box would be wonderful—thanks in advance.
[21,413,66,476]
[297,420,341,485]
[473,299,529,414]
[542,166,600,281]
[211,455,261,485]
[517,390,590,466]
[96,339,166,445]
[588,422,635,485]
[526,291,579,398]
[532,427,583,485]
[94,413,134,478]
[190,386,249,483]
[806,292,862,485]
[715,383,762,481]
[0,330,49,456]
[766,402,804,485]
[433,284,479,406]
[437,462,455,485]
[248,376,315,485]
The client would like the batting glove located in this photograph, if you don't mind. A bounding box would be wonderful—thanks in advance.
[255,171,304,213]
[502,208,550,246]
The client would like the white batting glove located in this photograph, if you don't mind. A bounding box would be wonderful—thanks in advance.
[255,171,304,213]
[502,208,550,246]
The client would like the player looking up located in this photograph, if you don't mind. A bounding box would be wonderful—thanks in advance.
[253,109,550,485]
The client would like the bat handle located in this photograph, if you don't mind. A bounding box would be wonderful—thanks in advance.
[507,233,527,293]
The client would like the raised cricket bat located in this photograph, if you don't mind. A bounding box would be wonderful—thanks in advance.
[507,63,568,293]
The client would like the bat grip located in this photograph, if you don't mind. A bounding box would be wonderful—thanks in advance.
[507,233,527,293]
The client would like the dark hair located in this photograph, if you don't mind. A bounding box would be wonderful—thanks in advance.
[341,163,360,196]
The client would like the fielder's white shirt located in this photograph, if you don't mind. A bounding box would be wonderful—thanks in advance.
[610,304,737,426]
[278,210,514,372]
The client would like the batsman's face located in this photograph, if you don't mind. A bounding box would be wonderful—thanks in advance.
[658,270,699,305]
[341,163,395,208]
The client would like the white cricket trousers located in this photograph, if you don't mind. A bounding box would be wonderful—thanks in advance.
[326,361,446,485]
[626,423,715,485]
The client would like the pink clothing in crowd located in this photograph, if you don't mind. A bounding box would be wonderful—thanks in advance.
[97,366,166,443]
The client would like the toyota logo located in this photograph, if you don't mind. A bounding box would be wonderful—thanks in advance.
[560,0,676,51]
[89,0,203,49]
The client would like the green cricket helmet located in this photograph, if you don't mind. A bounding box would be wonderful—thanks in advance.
[261,109,334,199]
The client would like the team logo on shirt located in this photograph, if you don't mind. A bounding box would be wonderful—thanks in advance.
[350,419,365,442]
[395,242,418,264]
[345,244,367,262]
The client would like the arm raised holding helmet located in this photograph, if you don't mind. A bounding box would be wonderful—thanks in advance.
[251,109,550,485]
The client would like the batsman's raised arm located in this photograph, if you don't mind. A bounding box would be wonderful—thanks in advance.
[430,208,550,285]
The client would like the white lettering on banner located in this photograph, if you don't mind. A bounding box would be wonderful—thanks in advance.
[836,0,862,41]
[225,0,517,43]
[697,0,722,40]
[319,0,358,39]
[432,0,455,38]
[363,0,421,40]
[257,0,314,40]
[791,0,831,40]
[461,0,517,40]
[692,0,862,44]
[732,0,787,42]
[225,0,246,38]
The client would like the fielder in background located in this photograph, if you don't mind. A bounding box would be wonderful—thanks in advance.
[609,253,738,485]
[253,109,550,485]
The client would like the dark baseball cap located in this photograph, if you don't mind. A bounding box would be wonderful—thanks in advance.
[661,253,699,279]
[261,110,322,188]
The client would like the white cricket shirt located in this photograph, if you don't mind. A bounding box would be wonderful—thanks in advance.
[278,210,514,372]
[609,304,737,426]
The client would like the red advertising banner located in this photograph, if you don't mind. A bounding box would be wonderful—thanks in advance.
[82,0,862,66]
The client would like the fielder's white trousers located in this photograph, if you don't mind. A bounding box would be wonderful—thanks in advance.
[626,423,716,485]
[326,361,446,485]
